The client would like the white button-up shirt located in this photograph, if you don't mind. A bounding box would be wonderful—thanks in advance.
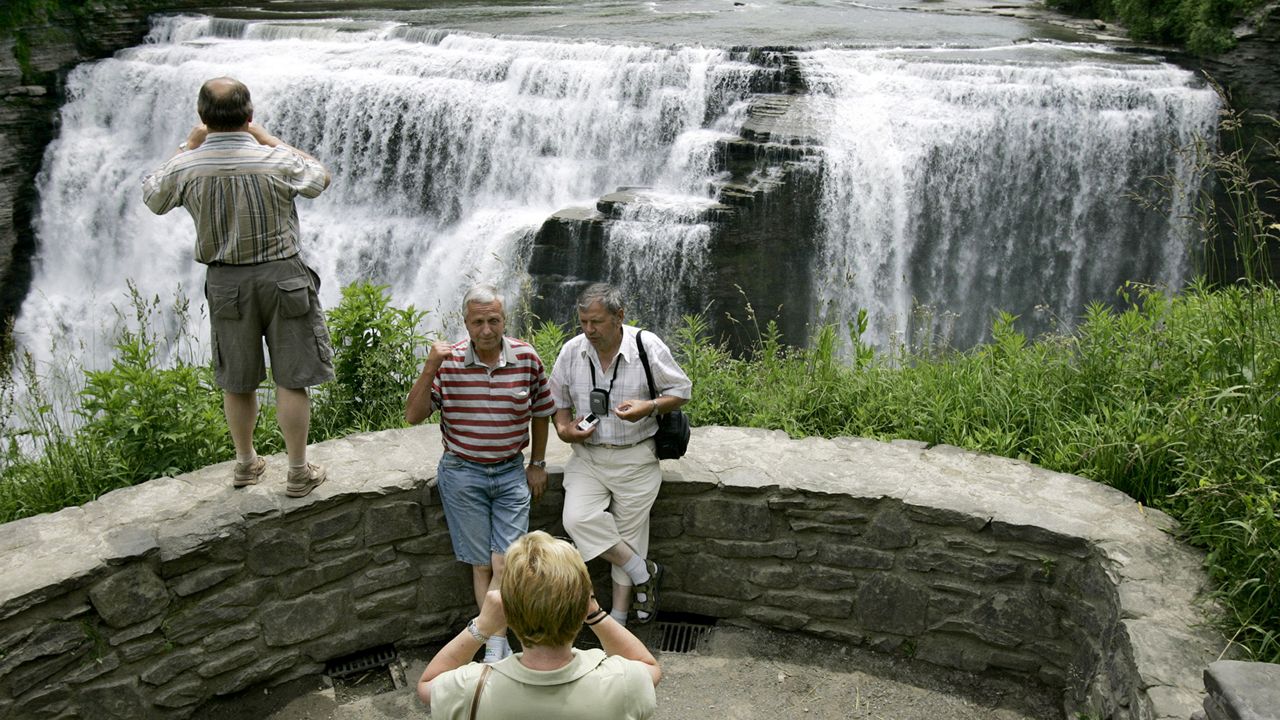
[549,325,692,446]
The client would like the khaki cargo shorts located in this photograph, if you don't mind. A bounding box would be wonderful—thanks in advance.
[204,255,336,393]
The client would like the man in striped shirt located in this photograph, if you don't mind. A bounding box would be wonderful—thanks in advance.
[405,283,554,662]
[142,77,333,498]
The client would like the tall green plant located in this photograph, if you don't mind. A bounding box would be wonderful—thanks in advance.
[312,282,429,436]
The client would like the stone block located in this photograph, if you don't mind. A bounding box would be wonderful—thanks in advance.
[158,526,247,578]
[314,536,361,554]
[684,498,773,540]
[355,585,419,619]
[151,676,205,709]
[62,652,121,685]
[208,652,301,697]
[119,635,168,663]
[649,514,685,539]
[353,560,419,598]
[300,616,408,662]
[202,622,260,653]
[101,611,161,648]
[395,534,455,555]
[814,544,894,570]
[420,567,477,611]
[88,565,170,628]
[805,566,861,591]
[701,539,799,559]
[748,563,797,589]
[901,549,1021,582]
[77,678,146,720]
[915,634,992,673]
[682,555,762,601]
[141,646,205,686]
[170,563,241,597]
[5,641,89,696]
[309,507,363,542]
[853,574,928,635]
[743,605,808,631]
[12,682,71,719]
[990,521,1091,557]
[246,528,311,577]
[760,589,852,619]
[276,551,372,599]
[1202,660,1280,720]
[903,505,987,531]
[661,591,745,619]
[261,588,347,647]
[365,501,427,547]
[196,645,259,678]
[862,510,915,549]
[162,579,273,646]
[0,620,89,694]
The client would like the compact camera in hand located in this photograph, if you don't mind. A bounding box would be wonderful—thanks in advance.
[576,413,599,431]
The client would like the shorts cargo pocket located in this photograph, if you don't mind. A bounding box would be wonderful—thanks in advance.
[208,285,240,320]
[314,323,333,364]
[277,276,312,318]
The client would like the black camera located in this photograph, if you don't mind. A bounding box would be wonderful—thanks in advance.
[589,388,610,417]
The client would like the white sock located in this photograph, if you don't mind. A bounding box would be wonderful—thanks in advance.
[484,634,509,662]
[236,451,257,464]
[609,609,628,627]
[621,555,650,586]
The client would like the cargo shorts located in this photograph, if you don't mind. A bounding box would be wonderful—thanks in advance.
[204,255,336,393]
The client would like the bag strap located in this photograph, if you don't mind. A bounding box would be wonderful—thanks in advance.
[634,330,659,401]
[468,664,492,720]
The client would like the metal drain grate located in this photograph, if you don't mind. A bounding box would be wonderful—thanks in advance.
[655,620,715,654]
[325,645,398,679]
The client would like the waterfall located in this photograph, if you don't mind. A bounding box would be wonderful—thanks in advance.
[14,16,1218,381]
[795,45,1218,350]
[16,15,763,372]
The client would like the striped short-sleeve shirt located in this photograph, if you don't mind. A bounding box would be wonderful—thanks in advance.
[432,336,556,463]
[142,132,329,265]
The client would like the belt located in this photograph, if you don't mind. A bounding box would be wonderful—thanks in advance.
[587,439,647,450]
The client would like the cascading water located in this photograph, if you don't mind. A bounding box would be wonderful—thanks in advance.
[13,14,1218,383]
[795,45,1218,350]
[16,15,763,372]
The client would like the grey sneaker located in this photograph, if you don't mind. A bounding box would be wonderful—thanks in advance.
[285,463,327,498]
[233,457,266,488]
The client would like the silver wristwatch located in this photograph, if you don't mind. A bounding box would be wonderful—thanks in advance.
[529,459,547,468]
[466,618,490,642]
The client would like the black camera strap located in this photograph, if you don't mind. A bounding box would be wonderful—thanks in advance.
[635,330,659,401]
[587,347,623,396]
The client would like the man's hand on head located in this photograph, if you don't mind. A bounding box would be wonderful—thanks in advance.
[246,122,282,148]
[184,124,209,151]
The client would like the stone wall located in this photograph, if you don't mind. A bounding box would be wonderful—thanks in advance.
[0,425,1227,719]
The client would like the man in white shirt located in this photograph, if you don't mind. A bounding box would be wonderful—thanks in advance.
[549,283,692,625]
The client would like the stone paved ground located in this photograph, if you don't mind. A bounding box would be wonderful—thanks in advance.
[193,625,1061,719]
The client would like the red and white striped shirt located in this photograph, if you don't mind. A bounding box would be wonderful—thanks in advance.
[432,336,555,463]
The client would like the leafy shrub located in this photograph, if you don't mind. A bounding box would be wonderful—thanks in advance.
[312,282,429,436]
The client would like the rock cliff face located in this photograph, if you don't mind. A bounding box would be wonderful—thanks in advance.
[0,0,234,327]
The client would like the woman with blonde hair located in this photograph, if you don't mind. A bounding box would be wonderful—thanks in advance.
[418,530,661,718]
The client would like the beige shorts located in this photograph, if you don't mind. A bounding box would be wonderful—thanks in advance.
[561,439,661,586]
[205,256,335,393]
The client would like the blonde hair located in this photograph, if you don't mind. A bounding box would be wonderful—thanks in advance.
[501,531,591,648]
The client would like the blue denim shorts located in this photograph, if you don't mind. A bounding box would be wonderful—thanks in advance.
[436,452,530,566]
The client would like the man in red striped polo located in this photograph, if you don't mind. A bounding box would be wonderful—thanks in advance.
[405,283,554,662]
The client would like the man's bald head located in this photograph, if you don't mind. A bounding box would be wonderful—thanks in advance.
[197,77,253,132]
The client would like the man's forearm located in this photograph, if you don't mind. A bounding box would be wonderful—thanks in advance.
[530,415,549,461]
[404,363,440,424]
